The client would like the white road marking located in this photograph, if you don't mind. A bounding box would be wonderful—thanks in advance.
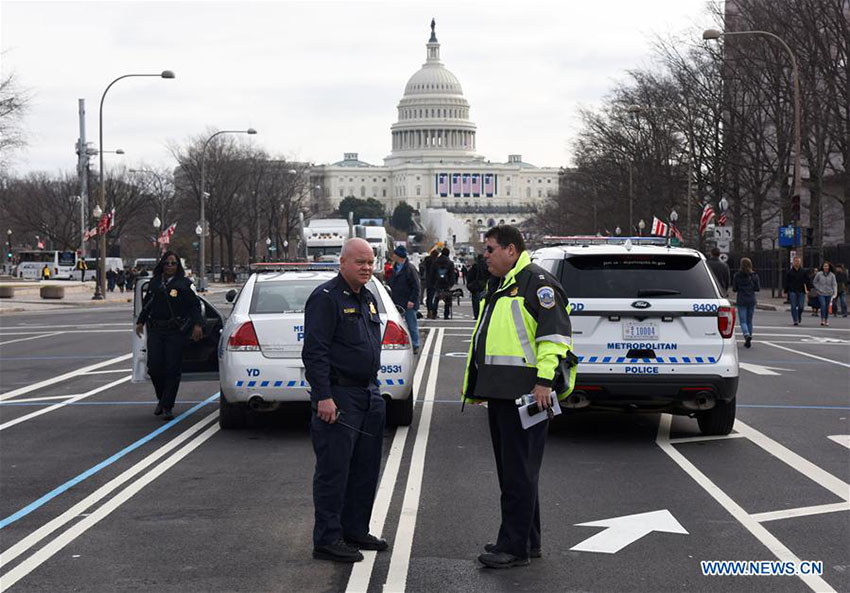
[0,411,219,570]
[0,329,129,336]
[0,332,62,346]
[82,369,133,375]
[762,341,850,369]
[383,328,444,593]
[739,362,794,376]
[0,353,132,401]
[4,323,130,330]
[751,502,850,523]
[0,394,77,404]
[656,414,836,593]
[345,330,436,593]
[827,435,850,450]
[668,433,746,444]
[570,509,688,554]
[0,376,131,432]
[0,420,220,590]
[733,420,850,502]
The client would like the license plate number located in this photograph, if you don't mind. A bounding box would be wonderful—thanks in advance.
[623,322,659,340]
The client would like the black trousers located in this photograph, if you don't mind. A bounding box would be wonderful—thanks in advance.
[470,290,481,320]
[146,328,187,411]
[487,398,547,558]
[311,384,385,547]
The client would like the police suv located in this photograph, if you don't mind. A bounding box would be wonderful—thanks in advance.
[131,264,415,429]
[531,237,739,435]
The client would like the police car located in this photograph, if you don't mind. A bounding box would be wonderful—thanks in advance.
[131,264,415,429]
[531,237,739,435]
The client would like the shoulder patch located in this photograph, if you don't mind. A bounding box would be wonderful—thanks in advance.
[537,286,556,309]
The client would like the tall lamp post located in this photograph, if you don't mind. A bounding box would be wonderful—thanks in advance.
[703,29,802,232]
[94,70,175,300]
[198,128,257,291]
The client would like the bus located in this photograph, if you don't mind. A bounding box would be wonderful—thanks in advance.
[15,250,78,280]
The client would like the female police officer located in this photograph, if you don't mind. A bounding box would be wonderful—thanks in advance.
[135,251,202,420]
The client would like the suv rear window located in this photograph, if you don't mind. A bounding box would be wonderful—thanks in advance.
[249,279,387,314]
[560,254,718,299]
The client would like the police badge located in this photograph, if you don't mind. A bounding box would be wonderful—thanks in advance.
[537,286,555,309]
[169,289,178,297]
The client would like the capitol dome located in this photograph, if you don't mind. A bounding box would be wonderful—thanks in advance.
[385,19,480,166]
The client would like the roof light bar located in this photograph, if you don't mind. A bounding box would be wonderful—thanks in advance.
[542,236,670,247]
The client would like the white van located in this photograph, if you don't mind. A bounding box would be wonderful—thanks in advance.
[80,257,124,281]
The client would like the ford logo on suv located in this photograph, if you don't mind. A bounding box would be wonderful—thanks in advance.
[631,300,652,309]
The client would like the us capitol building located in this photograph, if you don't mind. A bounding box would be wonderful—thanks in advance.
[310,20,561,243]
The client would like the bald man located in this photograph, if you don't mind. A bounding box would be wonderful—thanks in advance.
[302,238,389,562]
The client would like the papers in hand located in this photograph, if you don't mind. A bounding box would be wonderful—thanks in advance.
[518,392,561,429]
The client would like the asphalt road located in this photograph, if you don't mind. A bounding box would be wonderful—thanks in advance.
[1,296,848,593]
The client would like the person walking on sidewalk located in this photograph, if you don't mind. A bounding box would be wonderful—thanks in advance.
[834,264,848,318]
[784,256,810,326]
[731,257,760,348]
[76,258,88,282]
[812,262,838,326]
[707,247,731,297]
[41,264,50,280]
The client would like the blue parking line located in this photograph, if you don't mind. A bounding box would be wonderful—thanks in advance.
[0,392,220,530]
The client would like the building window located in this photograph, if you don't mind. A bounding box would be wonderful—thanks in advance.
[339,189,344,197]
[361,186,366,197]
[526,187,531,198]
[547,179,551,184]
[507,187,511,196]
[477,219,483,224]
[382,189,387,197]
[372,187,378,196]
[538,189,543,198]
[416,176,420,181]
[416,186,421,196]
[382,178,387,182]
[510,218,517,223]
[499,219,505,225]
[488,218,495,227]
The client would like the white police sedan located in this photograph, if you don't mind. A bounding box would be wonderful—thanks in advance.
[131,264,415,429]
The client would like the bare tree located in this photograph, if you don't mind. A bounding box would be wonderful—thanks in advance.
[0,67,30,170]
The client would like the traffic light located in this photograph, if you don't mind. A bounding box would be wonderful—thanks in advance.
[805,227,814,247]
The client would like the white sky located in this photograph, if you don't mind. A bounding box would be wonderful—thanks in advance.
[1,0,714,176]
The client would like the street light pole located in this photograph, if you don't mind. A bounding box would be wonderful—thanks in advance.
[94,70,175,300]
[703,29,802,233]
[198,128,257,291]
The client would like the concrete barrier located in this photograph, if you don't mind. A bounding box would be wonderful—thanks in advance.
[0,285,14,298]
[40,286,65,299]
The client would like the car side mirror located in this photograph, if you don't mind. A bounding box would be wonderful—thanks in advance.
[225,289,238,303]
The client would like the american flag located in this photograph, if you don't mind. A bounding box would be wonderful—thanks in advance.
[437,173,448,196]
[158,222,177,250]
[36,239,44,249]
[650,217,669,237]
[471,173,481,196]
[462,173,471,196]
[451,173,461,196]
[671,225,684,242]
[484,173,494,197]
[699,204,715,235]
[717,212,727,226]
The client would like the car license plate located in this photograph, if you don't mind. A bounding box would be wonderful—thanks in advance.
[623,321,659,340]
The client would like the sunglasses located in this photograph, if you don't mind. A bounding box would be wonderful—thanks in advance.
[163,261,178,266]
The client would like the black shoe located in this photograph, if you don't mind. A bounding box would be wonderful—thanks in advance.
[162,409,174,420]
[313,540,364,562]
[413,346,420,355]
[484,543,541,558]
[477,551,530,568]
[344,533,388,551]
[744,335,752,348]
[154,403,163,416]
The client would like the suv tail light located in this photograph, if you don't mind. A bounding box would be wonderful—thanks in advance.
[717,306,736,339]
[227,321,260,351]
[382,320,410,349]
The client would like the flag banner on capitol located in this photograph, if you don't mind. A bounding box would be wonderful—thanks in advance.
[471,173,481,196]
[650,217,669,237]
[437,173,448,197]
[484,173,495,197]
[451,173,461,195]
[462,173,471,196]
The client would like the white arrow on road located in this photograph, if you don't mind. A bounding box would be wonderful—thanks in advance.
[570,509,688,554]
[828,435,850,450]
[739,362,794,376]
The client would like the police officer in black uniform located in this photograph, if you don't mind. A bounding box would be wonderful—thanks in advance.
[135,251,202,420]
[302,238,388,563]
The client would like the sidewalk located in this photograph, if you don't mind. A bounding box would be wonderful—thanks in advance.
[0,280,235,314]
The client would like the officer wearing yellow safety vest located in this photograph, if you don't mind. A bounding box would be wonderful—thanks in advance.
[462,224,577,569]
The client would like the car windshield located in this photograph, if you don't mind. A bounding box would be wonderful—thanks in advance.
[249,278,386,314]
[560,254,718,299]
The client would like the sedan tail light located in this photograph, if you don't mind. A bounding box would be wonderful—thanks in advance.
[717,306,736,339]
[227,321,260,351]
[382,320,410,349]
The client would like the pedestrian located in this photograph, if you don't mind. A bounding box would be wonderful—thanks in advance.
[706,247,731,297]
[428,247,456,319]
[302,238,388,563]
[126,267,137,291]
[808,268,820,316]
[383,255,393,282]
[134,251,203,420]
[834,264,848,318]
[388,245,420,355]
[106,268,116,292]
[812,262,838,326]
[76,258,88,282]
[116,268,126,293]
[462,225,577,569]
[41,264,50,280]
[784,256,810,326]
[423,250,438,317]
[731,257,760,348]
[466,253,491,320]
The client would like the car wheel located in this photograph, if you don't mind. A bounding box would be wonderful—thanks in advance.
[386,392,414,427]
[697,397,736,436]
[219,394,246,429]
